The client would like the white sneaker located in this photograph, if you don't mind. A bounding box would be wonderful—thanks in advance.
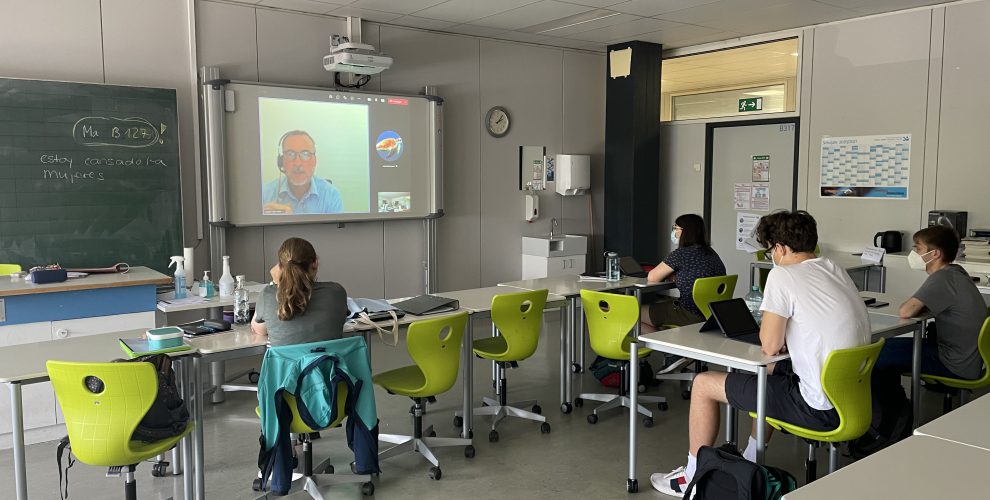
[651,466,690,498]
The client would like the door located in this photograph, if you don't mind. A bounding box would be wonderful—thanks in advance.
[705,119,799,296]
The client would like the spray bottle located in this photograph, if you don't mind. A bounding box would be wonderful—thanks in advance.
[219,256,235,297]
[168,256,187,299]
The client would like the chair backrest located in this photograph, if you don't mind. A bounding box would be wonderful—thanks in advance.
[971,316,990,386]
[0,263,21,275]
[490,289,549,361]
[580,289,638,360]
[819,339,885,441]
[47,360,158,466]
[692,275,738,319]
[406,311,468,396]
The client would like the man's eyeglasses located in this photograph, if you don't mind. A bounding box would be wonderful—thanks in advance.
[283,150,314,161]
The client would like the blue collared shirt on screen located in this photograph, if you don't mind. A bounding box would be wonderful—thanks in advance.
[262,177,343,214]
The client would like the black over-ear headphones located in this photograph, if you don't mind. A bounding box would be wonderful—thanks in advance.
[275,131,291,172]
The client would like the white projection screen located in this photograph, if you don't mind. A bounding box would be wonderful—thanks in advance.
[222,82,442,225]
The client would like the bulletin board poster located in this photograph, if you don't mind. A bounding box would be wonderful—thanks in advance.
[819,134,911,199]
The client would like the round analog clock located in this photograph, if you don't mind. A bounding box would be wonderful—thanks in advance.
[485,106,510,138]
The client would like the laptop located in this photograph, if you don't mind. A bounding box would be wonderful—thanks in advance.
[699,298,762,346]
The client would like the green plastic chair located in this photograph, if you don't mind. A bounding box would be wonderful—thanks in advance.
[576,290,667,427]
[47,360,194,500]
[657,275,739,398]
[920,316,990,413]
[0,263,21,275]
[750,339,884,483]
[373,311,473,480]
[253,386,374,497]
[456,289,550,442]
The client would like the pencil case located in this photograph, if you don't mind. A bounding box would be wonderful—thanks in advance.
[31,268,67,284]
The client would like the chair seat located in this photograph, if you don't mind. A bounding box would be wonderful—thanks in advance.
[373,365,429,398]
[920,374,987,391]
[748,412,843,443]
[472,336,510,360]
[83,422,194,467]
[255,406,334,434]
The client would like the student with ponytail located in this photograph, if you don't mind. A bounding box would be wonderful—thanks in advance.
[251,237,348,346]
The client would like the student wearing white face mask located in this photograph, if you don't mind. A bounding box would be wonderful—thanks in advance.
[874,225,987,380]
[641,214,726,333]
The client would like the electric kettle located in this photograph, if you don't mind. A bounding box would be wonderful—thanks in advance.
[874,231,902,253]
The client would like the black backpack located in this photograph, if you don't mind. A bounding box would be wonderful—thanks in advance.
[124,353,190,442]
[847,368,912,459]
[684,445,797,500]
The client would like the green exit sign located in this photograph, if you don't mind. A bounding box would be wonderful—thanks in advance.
[739,97,763,112]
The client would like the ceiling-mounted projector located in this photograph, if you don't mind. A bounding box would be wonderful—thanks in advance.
[323,42,392,75]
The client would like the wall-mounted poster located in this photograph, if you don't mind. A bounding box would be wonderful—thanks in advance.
[820,134,911,199]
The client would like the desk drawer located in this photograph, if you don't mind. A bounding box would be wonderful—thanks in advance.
[51,311,155,340]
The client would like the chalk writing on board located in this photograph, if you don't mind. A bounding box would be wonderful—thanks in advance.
[72,116,165,148]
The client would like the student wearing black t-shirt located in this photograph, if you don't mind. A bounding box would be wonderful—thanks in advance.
[641,214,726,333]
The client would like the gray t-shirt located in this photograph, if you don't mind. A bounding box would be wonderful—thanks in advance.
[913,264,987,379]
[254,281,348,347]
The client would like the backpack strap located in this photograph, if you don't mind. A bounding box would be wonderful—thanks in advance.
[56,435,75,500]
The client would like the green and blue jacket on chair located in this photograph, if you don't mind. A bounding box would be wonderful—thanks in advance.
[257,336,380,491]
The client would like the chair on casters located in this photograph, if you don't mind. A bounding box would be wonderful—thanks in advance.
[656,274,738,399]
[920,316,990,414]
[750,339,885,484]
[47,360,194,500]
[0,263,21,275]
[374,311,474,480]
[576,290,666,427]
[454,289,551,442]
[253,390,374,498]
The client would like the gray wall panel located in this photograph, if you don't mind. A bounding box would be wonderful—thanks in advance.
[225,226,266,283]
[378,27,482,292]
[936,1,990,231]
[804,10,931,253]
[659,123,706,259]
[0,0,104,83]
[479,40,564,286]
[383,219,427,299]
[196,1,259,82]
[255,9,346,88]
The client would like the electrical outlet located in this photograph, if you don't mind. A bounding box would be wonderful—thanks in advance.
[693,163,701,172]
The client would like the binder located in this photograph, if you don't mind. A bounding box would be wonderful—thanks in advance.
[119,337,192,358]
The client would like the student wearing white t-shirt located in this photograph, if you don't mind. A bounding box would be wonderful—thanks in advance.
[653,210,871,498]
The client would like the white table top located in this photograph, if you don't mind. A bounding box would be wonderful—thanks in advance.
[782,436,990,499]
[0,266,170,298]
[752,253,879,271]
[498,274,675,298]
[433,286,566,313]
[637,324,790,371]
[0,329,196,383]
[157,282,265,313]
[914,392,990,451]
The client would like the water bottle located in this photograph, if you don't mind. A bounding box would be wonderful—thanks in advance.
[605,252,620,281]
[168,256,187,299]
[744,285,763,323]
[233,275,250,324]
[219,256,235,297]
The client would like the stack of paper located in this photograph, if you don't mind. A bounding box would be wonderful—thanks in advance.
[962,238,990,262]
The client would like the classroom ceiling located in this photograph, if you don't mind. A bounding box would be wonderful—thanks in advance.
[224,0,956,51]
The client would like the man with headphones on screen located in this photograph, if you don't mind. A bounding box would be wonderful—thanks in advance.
[262,130,343,214]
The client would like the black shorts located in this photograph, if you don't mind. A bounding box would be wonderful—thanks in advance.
[724,360,839,432]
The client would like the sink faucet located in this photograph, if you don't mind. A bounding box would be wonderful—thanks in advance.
[550,218,559,239]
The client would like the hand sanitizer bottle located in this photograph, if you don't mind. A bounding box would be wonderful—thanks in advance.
[219,256,235,297]
[200,271,215,298]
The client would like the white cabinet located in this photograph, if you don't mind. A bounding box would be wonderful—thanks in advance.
[521,235,588,279]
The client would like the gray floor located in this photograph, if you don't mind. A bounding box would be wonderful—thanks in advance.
[0,314,962,499]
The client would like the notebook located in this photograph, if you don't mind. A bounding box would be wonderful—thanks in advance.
[119,337,192,358]
[699,298,763,346]
[390,294,459,316]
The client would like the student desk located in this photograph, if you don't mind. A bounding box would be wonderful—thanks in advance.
[497,275,676,412]
[0,330,196,500]
[781,436,990,499]
[432,287,567,432]
[750,253,884,291]
[914,391,990,451]
[623,311,927,493]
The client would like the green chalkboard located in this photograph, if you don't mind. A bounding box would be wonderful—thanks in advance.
[0,78,182,274]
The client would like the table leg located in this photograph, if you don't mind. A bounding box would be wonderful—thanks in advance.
[462,317,474,440]
[756,366,767,464]
[627,340,639,493]
[749,263,756,290]
[10,382,26,500]
[879,265,887,293]
[725,367,737,447]
[179,359,194,500]
[172,358,184,477]
[559,304,568,412]
[193,356,206,500]
[912,321,923,428]
[578,306,586,373]
[566,297,576,407]
[210,361,225,404]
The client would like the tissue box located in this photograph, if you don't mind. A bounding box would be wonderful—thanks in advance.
[30,268,67,284]
[146,327,184,349]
